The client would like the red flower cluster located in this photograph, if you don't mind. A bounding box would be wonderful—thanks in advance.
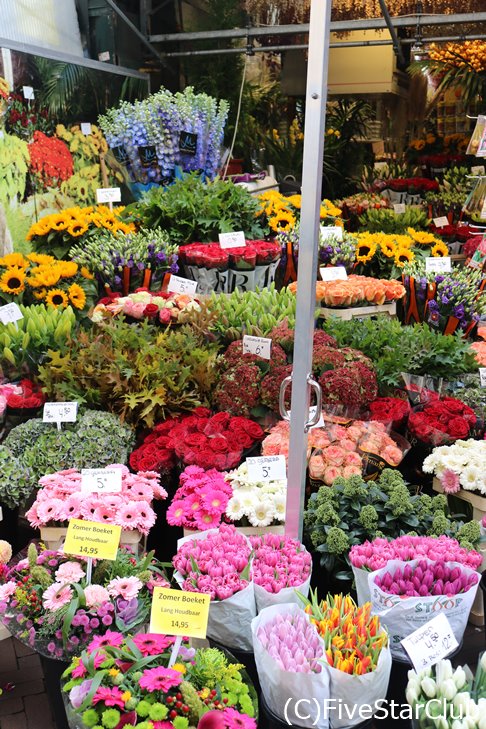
[6,93,51,138]
[318,362,378,414]
[6,379,44,409]
[464,237,481,258]
[130,407,264,472]
[28,131,74,189]
[408,397,477,446]
[387,178,439,193]
[429,223,477,241]
[369,397,411,431]
[180,240,281,270]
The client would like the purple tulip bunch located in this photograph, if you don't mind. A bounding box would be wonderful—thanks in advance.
[374,560,479,597]
[250,534,311,594]
[256,612,323,673]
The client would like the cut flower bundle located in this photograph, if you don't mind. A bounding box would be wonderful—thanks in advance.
[373,560,479,598]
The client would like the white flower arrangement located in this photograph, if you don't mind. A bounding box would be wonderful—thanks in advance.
[423,439,486,495]
[224,462,286,527]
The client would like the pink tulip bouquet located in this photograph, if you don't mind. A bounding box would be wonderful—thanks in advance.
[250,534,312,611]
[373,560,479,598]
[256,611,324,674]
[25,465,167,535]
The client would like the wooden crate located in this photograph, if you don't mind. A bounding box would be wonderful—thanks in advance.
[318,301,397,321]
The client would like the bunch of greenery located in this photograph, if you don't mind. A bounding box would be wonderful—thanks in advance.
[425,166,473,209]
[446,373,486,421]
[0,133,29,204]
[304,470,480,579]
[125,172,265,245]
[0,446,32,508]
[322,317,477,390]
[37,319,219,427]
[3,410,134,503]
[358,207,429,234]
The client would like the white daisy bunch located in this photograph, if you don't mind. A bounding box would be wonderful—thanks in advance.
[224,461,286,527]
[423,439,486,495]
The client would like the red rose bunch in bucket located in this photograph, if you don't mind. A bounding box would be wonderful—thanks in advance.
[408,397,477,446]
[369,397,411,431]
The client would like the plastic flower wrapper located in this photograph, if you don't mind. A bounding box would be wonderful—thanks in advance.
[407,397,479,448]
[355,421,410,480]
[0,543,170,659]
[368,397,411,432]
[368,558,479,660]
[402,373,444,407]
[250,534,311,611]
[173,525,255,651]
[61,634,257,729]
[228,248,257,294]
[423,439,486,496]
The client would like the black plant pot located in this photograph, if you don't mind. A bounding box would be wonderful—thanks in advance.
[39,655,70,729]
[259,692,373,729]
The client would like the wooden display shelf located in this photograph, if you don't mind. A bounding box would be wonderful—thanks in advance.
[318,301,397,321]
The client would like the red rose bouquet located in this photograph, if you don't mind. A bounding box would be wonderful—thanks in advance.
[408,397,478,446]
[369,397,411,432]
[6,379,44,410]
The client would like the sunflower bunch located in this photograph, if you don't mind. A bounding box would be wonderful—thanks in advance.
[55,124,115,205]
[26,205,135,260]
[0,252,96,314]
[354,230,448,279]
[256,190,342,235]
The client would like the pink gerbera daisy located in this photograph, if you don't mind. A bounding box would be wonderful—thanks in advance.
[167,499,188,526]
[130,502,156,534]
[223,708,257,729]
[440,468,461,495]
[194,510,221,530]
[117,501,141,529]
[42,583,73,611]
[132,633,175,656]
[92,686,125,709]
[37,499,65,524]
[63,494,83,519]
[92,505,115,523]
[107,576,143,601]
[139,666,182,693]
[200,489,229,516]
[80,495,101,520]
[87,630,124,654]
[55,561,85,584]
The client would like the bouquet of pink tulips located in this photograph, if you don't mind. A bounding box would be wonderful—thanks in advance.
[373,560,479,597]
[256,610,324,674]
[250,534,312,611]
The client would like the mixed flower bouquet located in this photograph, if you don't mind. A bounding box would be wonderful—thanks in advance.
[0,543,170,658]
[92,290,199,326]
[62,634,257,729]
[25,464,166,536]
[423,439,486,495]
[406,655,486,729]
[407,397,479,446]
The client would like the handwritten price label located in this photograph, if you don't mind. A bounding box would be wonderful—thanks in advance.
[43,401,78,424]
[150,587,210,639]
[320,267,348,282]
[425,256,452,273]
[167,275,198,295]
[393,203,406,214]
[81,468,122,494]
[242,335,272,359]
[0,302,23,325]
[246,455,286,482]
[480,368,486,388]
[63,519,121,561]
[81,122,92,136]
[218,231,246,249]
[22,86,34,100]
[433,217,449,228]
[320,225,343,241]
[96,187,121,204]
[401,613,458,672]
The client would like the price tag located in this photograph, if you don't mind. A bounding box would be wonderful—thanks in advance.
[98,51,110,62]
[218,231,246,249]
[401,613,458,672]
[63,519,121,560]
[433,217,449,228]
[81,468,122,494]
[22,86,34,100]
[393,203,406,214]
[81,122,92,136]
[150,587,210,639]
[320,267,348,282]
[471,165,485,176]
[43,401,78,424]
[246,455,286,482]
[167,275,198,295]
[96,187,121,204]
[179,131,198,156]
[480,368,486,387]
[425,256,452,273]
[320,225,343,241]
[0,302,23,325]
[242,335,272,359]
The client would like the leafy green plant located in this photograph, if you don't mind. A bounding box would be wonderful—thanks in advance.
[358,207,429,233]
[0,133,29,204]
[125,172,265,245]
[304,470,479,579]
[322,317,477,390]
[0,445,32,508]
[37,319,220,426]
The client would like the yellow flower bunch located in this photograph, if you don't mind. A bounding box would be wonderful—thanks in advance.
[0,76,9,100]
[406,228,444,247]
[355,230,448,274]
[289,118,304,145]
[257,190,342,234]
[55,124,108,162]
[27,205,135,241]
[429,40,486,73]
[326,128,341,139]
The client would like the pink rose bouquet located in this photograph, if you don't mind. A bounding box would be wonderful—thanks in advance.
[166,466,232,531]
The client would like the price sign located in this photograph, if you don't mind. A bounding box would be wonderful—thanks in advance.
[218,231,246,249]
[81,123,92,136]
[81,468,122,494]
[320,267,348,282]
[242,335,272,359]
[43,401,78,424]
[63,519,121,560]
[150,587,210,639]
[433,217,449,228]
[167,275,198,295]
[471,165,485,176]
[480,368,486,387]
[320,225,343,241]
[247,455,286,482]
[401,613,458,672]
[393,203,406,214]
[425,256,452,273]
[98,51,110,62]
[0,302,23,325]
[96,187,121,204]
[22,86,34,100]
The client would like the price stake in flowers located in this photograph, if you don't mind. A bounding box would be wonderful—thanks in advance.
[0,302,23,330]
[401,613,458,672]
[63,518,121,583]
[218,231,246,249]
[150,587,210,666]
[425,257,452,273]
[43,401,78,431]
[247,455,286,482]
[480,368,486,388]
[167,275,198,295]
[81,468,122,494]
[242,335,272,359]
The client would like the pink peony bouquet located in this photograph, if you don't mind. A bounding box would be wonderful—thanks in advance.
[373,560,479,597]
[256,611,323,673]
[25,464,166,535]
[166,466,232,531]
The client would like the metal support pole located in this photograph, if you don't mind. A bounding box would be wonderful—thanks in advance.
[285,0,331,541]
[377,0,405,65]
[103,0,162,62]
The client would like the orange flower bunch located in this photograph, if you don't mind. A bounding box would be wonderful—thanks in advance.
[302,593,387,675]
[28,131,74,190]
[429,40,486,74]
[289,274,406,307]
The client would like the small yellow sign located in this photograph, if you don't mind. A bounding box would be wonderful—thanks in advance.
[150,587,210,639]
[63,519,121,561]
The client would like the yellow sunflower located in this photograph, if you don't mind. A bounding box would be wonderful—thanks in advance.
[0,267,26,295]
[356,240,377,263]
[0,252,29,268]
[268,210,296,233]
[50,217,70,231]
[45,288,69,309]
[80,266,95,280]
[32,288,47,300]
[67,222,89,237]
[286,195,302,209]
[380,240,397,258]
[431,241,449,257]
[394,247,415,267]
[406,228,438,246]
[57,261,79,278]
[27,252,55,266]
[27,265,62,288]
[68,283,86,310]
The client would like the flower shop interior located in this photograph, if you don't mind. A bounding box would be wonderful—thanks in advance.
[1,0,486,728]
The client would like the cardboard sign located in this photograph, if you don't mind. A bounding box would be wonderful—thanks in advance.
[320,267,348,281]
[81,468,122,494]
[218,231,246,249]
[150,587,210,639]
[22,86,34,100]
[433,217,449,228]
[401,613,459,672]
[242,335,272,359]
[81,123,92,136]
[0,303,23,325]
[63,519,121,560]
[471,166,485,176]
[167,275,198,295]
[320,225,343,241]
[425,257,452,273]
[98,51,110,62]
[246,455,286,482]
[96,187,121,204]
[43,401,78,424]
[393,203,406,214]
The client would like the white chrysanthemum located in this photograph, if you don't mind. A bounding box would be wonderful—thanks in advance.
[249,500,275,527]
[226,496,244,522]
[422,455,436,474]
[273,493,286,521]
[459,466,481,491]
[239,487,258,511]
